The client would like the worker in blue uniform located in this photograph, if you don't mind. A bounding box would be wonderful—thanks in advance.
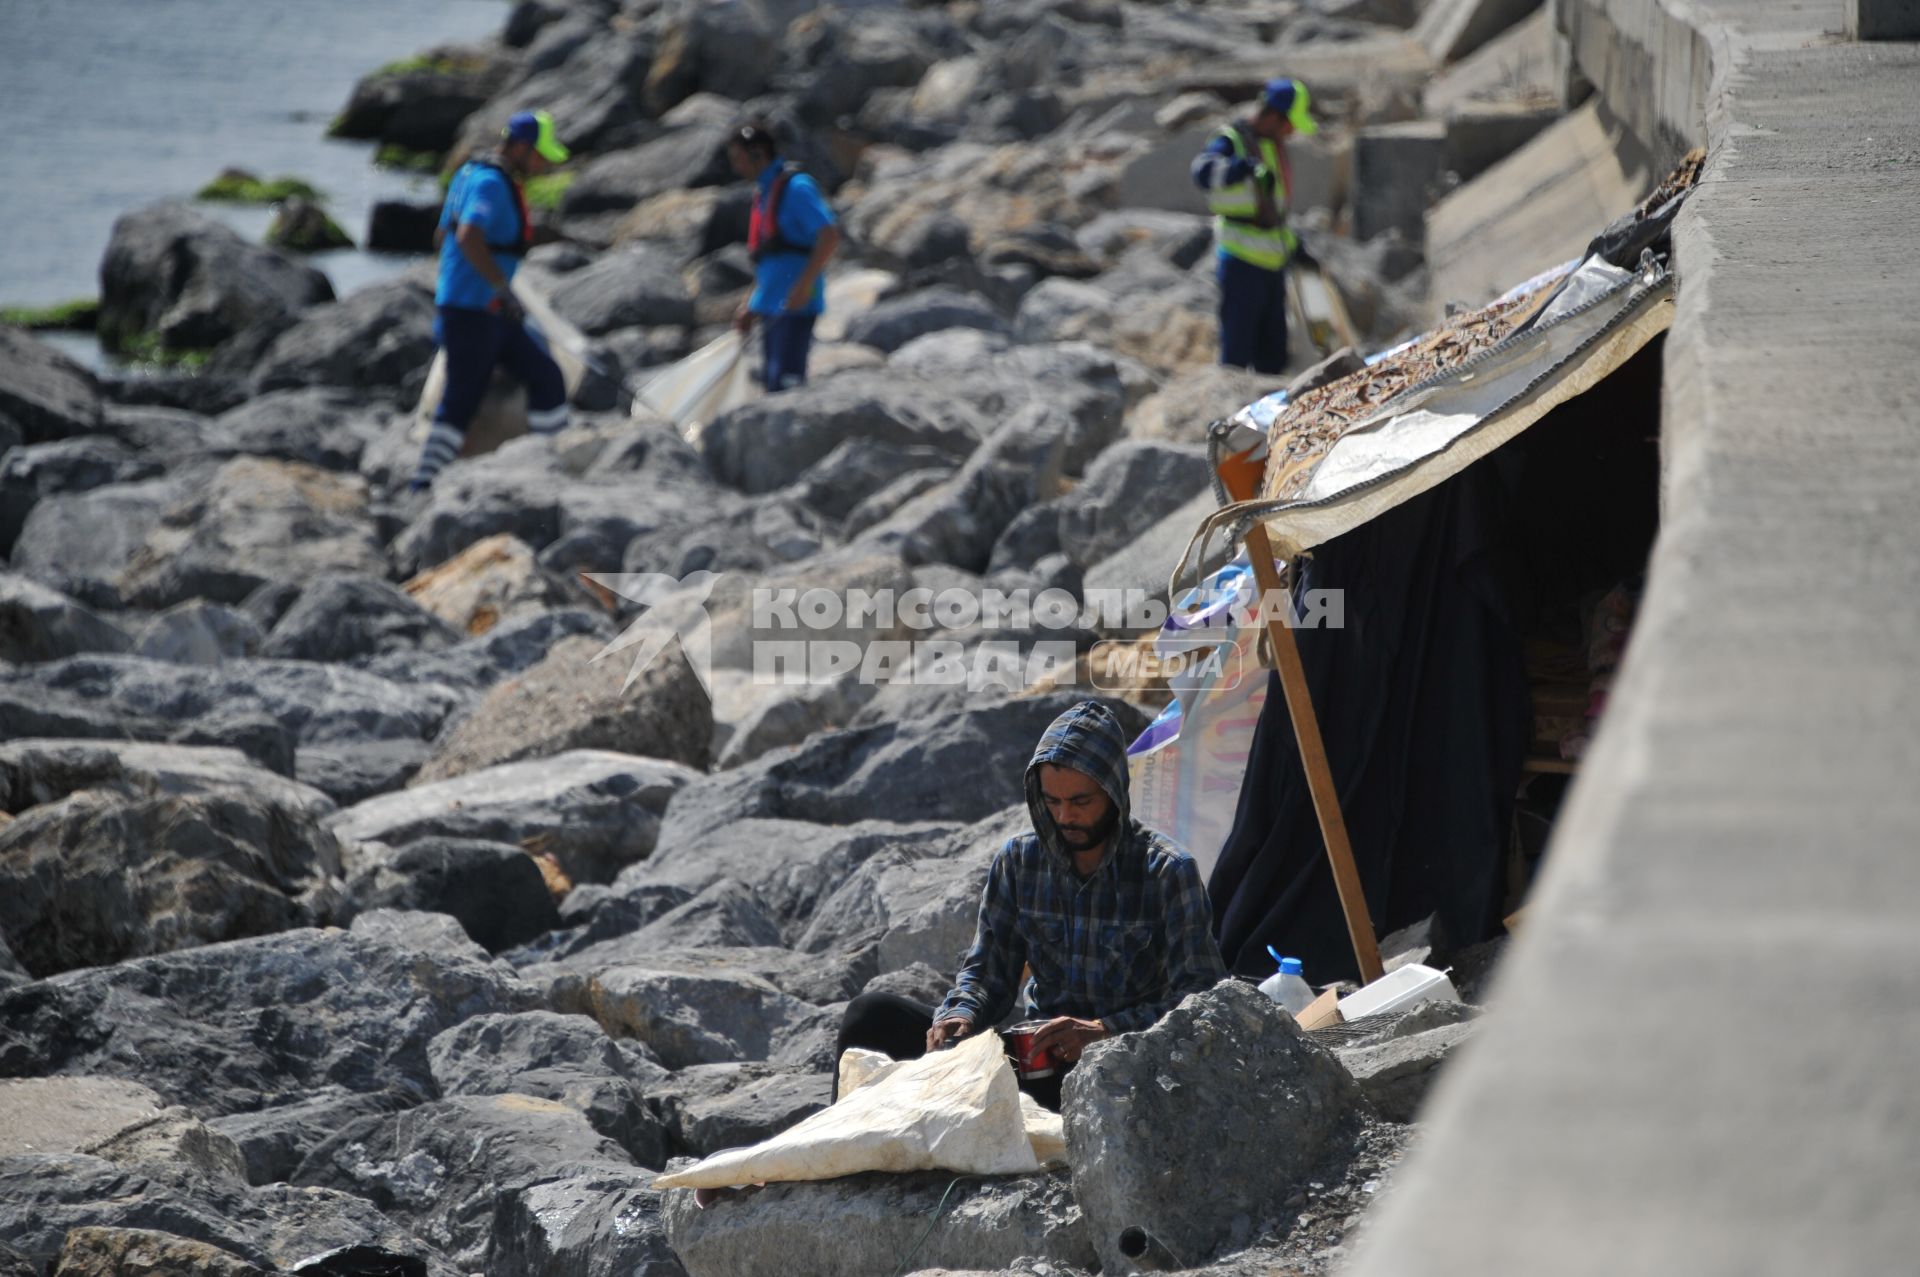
[411,110,570,492]
[728,119,842,392]
[1190,79,1319,376]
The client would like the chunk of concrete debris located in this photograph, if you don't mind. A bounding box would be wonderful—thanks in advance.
[1335,1018,1481,1122]
[1063,980,1369,1273]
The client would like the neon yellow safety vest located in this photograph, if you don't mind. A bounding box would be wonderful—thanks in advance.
[1208,124,1298,271]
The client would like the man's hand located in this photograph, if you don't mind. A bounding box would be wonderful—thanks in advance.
[783,279,813,314]
[925,1017,973,1053]
[492,290,525,326]
[732,299,753,335]
[1028,1016,1108,1065]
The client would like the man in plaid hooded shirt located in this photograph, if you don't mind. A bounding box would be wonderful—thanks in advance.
[835,699,1227,1107]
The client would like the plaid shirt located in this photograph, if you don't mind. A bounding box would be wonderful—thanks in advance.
[936,824,1228,1034]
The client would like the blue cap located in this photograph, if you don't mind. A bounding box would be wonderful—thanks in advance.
[504,110,569,163]
[1262,78,1319,136]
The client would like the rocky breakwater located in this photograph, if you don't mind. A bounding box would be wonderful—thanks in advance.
[0,0,1536,1269]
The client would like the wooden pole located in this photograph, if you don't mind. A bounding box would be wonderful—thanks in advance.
[1243,522,1385,984]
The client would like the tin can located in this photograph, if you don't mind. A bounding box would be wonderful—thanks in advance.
[1003,1021,1057,1080]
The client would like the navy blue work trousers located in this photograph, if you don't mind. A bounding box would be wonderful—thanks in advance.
[760,313,816,393]
[435,305,567,430]
[1217,254,1289,376]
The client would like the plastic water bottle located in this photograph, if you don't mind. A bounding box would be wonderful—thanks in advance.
[1258,947,1316,1015]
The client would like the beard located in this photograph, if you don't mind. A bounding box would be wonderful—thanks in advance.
[1056,803,1120,852]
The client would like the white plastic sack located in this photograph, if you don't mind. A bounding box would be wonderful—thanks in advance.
[652,1031,1061,1190]
[1128,556,1270,882]
[409,279,591,458]
[632,331,757,443]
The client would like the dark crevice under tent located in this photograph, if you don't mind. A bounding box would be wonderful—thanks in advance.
[1131,155,1704,985]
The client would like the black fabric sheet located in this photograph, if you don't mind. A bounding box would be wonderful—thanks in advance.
[1207,461,1532,984]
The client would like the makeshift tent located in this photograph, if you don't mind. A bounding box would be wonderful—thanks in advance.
[1137,155,1701,983]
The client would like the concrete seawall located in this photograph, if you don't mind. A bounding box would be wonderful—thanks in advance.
[1347,2,1920,1274]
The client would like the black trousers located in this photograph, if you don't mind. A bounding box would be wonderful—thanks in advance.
[835,992,1067,1111]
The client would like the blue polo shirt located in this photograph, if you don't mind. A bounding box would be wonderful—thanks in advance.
[436,161,524,310]
[748,161,836,317]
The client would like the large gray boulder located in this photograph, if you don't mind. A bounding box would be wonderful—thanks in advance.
[0,436,158,552]
[205,1086,410,1187]
[115,457,387,609]
[796,806,1026,977]
[134,600,265,665]
[547,246,697,334]
[790,438,962,522]
[1063,980,1371,1273]
[348,906,494,965]
[413,632,711,783]
[643,2,776,115]
[587,965,816,1070]
[10,470,205,609]
[332,46,512,151]
[650,1062,831,1159]
[630,818,962,943]
[343,836,561,953]
[700,370,980,495]
[449,31,652,164]
[358,607,611,694]
[261,573,458,664]
[0,654,464,749]
[0,1154,462,1277]
[655,692,1145,847]
[211,388,387,472]
[78,1106,251,1183]
[0,927,532,1114]
[0,787,345,979]
[0,739,332,819]
[617,879,784,952]
[787,8,942,124]
[293,1093,634,1271]
[991,438,1212,572]
[490,1164,686,1277]
[853,403,1087,572]
[549,942,874,1011]
[0,327,102,448]
[247,279,437,399]
[0,1076,166,1159]
[44,1226,267,1277]
[0,1152,460,1267]
[558,125,733,218]
[428,1010,669,1167]
[840,286,1011,355]
[0,573,131,664]
[97,202,332,355]
[329,750,697,886]
[661,1169,1094,1277]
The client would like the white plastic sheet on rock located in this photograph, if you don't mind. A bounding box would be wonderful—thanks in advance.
[632,331,757,443]
[652,1031,1064,1191]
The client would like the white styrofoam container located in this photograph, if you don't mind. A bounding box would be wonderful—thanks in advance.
[1336,962,1460,1022]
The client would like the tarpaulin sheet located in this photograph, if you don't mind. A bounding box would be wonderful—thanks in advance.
[1172,258,1674,592]
[651,1031,1065,1190]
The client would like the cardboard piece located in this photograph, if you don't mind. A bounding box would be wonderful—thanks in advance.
[1295,988,1343,1031]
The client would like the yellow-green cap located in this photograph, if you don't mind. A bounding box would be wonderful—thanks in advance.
[506,110,570,163]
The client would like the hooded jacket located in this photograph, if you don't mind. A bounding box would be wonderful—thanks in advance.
[935,700,1228,1034]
